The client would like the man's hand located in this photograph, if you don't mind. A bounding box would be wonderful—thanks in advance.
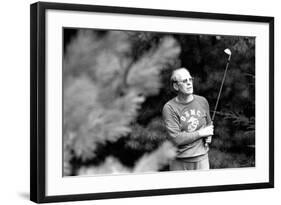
[204,136,212,147]
[198,125,214,137]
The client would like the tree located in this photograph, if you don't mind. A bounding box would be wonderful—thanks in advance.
[63,29,180,176]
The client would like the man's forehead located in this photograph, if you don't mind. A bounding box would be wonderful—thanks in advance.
[174,69,191,80]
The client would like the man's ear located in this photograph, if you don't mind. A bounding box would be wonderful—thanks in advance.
[173,82,179,91]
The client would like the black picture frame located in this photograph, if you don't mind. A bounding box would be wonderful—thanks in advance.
[30,1,274,203]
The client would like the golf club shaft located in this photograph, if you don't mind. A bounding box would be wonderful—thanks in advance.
[211,59,230,121]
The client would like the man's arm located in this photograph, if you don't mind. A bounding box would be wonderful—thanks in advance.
[204,98,212,125]
[172,127,214,145]
[201,96,213,145]
[162,104,213,146]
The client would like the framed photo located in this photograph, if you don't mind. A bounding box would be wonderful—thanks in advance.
[30,1,274,203]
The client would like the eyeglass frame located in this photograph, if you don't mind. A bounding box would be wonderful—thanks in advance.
[173,77,194,84]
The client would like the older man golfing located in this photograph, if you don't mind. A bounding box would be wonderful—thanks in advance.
[162,67,214,171]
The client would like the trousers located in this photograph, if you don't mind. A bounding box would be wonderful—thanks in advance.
[170,154,210,171]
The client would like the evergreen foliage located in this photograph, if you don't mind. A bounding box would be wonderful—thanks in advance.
[63,30,180,176]
[63,29,256,175]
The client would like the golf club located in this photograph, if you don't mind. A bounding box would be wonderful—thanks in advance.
[205,48,232,147]
[211,48,232,121]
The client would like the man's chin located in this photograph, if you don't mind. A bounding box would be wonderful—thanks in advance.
[185,90,193,94]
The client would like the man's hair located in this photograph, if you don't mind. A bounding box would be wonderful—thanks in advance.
[170,67,190,83]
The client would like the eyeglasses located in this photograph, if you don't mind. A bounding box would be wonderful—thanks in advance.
[175,77,194,84]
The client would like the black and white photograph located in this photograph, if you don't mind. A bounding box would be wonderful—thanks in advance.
[63,28,256,176]
[1,0,280,204]
[29,2,274,203]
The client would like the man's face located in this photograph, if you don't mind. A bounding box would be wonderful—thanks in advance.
[175,70,194,95]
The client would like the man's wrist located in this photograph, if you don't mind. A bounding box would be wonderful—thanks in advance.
[193,131,201,141]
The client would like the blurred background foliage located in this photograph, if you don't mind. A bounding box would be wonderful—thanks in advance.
[63,28,255,176]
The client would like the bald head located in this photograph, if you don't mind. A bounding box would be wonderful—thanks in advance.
[171,68,191,82]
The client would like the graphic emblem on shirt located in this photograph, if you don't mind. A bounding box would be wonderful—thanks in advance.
[180,116,186,122]
[180,109,204,132]
[187,116,199,132]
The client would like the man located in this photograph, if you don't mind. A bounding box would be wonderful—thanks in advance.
[162,67,213,170]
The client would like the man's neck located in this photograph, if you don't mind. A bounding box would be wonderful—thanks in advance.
[176,93,194,103]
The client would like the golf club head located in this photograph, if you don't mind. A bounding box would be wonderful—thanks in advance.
[224,48,232,61]
[224,48,231,55]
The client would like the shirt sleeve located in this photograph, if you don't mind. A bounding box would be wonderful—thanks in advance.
[162,103,200,146]
[162,104,181,139]
[196,95,211,125]
[204,97,212,125]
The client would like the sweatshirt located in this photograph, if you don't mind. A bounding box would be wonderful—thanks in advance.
[162,94,211,159]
